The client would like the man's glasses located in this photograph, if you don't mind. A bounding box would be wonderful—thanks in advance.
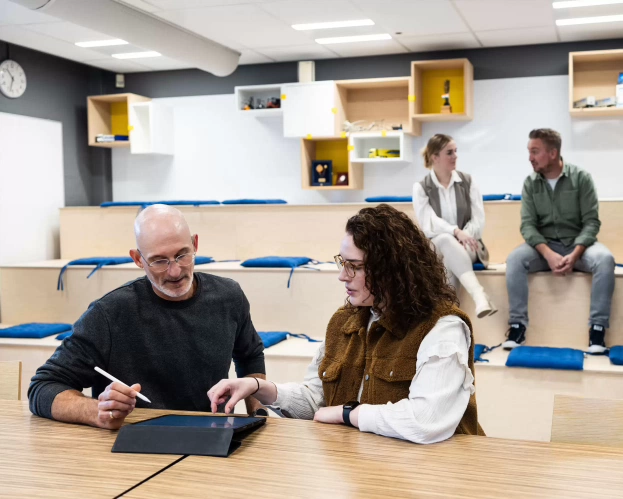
[334,254,364,278]
[137,250,196,273]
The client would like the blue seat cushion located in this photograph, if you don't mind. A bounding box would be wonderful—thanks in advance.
[474,344,488,362]
[221,199,287,205]
[258,332,321,348]
[609,346,623,365]
[473,263,486,271]
[258,332,289,348]
[506,346,584,371]
[0,323,72,339]
[101,200,219,207]
[241,256,312,268]
[56,331,73,340]
[58,257,134,291]
[194,256,214,265]
[365,196,412,203]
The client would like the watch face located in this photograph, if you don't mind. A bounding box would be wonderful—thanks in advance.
[0,60,27,99]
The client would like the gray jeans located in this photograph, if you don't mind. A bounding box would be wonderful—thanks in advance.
[506,241,615,328]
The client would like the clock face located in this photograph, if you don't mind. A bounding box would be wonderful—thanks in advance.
[0,60,27,99]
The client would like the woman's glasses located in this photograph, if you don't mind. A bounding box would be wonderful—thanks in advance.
[334,255,364,278]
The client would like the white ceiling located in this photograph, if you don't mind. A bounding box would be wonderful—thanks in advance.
[0,0,622,73]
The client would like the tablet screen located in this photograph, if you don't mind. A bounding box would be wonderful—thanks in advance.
[135,415,263,431]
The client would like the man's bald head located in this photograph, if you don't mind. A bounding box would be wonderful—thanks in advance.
[134,204,192,253]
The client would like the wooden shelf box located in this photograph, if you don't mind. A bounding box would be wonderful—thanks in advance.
[128,101,174,155]
[235,84,283,117]
[410,58,474,123]
[336,77,419,136]
[569,49,623,118]
[301,137,362,190]
[349,131,413,164]
[87,93,150,148]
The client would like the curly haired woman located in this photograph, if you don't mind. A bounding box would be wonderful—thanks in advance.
[208,204,485,444]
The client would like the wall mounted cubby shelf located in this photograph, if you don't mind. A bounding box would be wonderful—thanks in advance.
[410,58,474,123]
[235,84,283,118]
[87,93,174,155]
[349,131,413,165]
[301,136,362,191]
[569,49,623,118]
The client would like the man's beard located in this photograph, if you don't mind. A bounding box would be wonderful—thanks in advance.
[149,274,193,298]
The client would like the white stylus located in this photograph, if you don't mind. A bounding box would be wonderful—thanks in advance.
[94,366,152,404]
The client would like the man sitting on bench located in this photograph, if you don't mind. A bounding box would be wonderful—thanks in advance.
[503,128,615,353]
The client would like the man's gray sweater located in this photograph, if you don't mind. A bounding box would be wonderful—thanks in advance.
[28,272,265,418]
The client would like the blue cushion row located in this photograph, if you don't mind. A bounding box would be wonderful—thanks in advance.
[101,199,287,207]
[365,194,522,203]
[258,332,321,349]
[0,323,72,339]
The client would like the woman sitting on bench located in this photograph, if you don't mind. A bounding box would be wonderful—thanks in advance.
[208,204,485,444]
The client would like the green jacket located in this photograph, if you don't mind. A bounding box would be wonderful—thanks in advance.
[520,161,600,248]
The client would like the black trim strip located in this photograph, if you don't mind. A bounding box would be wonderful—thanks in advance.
[113,455,188,498]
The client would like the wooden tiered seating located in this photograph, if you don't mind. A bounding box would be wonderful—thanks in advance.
[2,200,623,443]
[59,201,623,264]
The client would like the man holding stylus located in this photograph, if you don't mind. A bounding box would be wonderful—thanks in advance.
[28,205,266,430]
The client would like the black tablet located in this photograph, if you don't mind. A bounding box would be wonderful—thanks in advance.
[135,414,265,433]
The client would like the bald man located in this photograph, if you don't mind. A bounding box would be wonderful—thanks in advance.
[29,205,266,429]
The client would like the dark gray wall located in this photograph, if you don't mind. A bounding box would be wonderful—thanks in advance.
[123,38,623,98]
[0,41,116,206]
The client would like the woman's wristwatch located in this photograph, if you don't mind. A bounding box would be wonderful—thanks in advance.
[342,401,360,427]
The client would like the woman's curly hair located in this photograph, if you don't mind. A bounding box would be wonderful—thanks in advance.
[345,203,458,334]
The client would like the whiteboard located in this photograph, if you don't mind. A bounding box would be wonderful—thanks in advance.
[0,112,65,264]
[112,75,623,203]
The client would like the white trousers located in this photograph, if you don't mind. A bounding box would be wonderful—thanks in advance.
[431,233,477,290]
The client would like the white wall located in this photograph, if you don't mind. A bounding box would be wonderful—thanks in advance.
[112,75,623,203]
[0,112,64,264]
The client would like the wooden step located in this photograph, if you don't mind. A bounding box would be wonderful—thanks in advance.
[58,201,623,265]
[3,332,622,442]
[2,261,622,350]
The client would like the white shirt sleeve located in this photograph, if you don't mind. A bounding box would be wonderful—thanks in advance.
[273,342,326,420]
[462,181,485,240]
[357,316,474,444]
[412,182,458,238]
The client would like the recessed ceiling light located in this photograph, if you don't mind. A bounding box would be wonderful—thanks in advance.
[292,19,374,30]
[112,51,161,59]
[75,39,128,48]
[553,0,623,8]
[556,13,623,24]
[315,34,392,45]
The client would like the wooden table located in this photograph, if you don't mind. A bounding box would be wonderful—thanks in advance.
[3,401,623,498]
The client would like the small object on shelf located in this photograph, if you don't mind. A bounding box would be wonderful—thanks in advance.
[368,148,400,159]
[573,96,596,108]
[595,97,618,108]
[243,96,255,110]
[441,79,452,114]
[335,173,349,186]
[266,97,281,109]
[256,98,265,110]
[95,134,129,143]
[391,125,402,130]
[312,160,333,186]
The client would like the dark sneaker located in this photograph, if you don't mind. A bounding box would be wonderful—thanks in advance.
[502,323,526,350]
[588,324,607,354]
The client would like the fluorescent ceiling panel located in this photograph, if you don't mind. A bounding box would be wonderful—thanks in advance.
[316,33,392,44]
[292,19,374,30]
[112,51,161,59]
[553,0,623,8]
[556,14,623,24]
[76,39,128,47]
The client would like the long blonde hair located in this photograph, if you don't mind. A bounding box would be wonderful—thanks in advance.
[421,134,453,169]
